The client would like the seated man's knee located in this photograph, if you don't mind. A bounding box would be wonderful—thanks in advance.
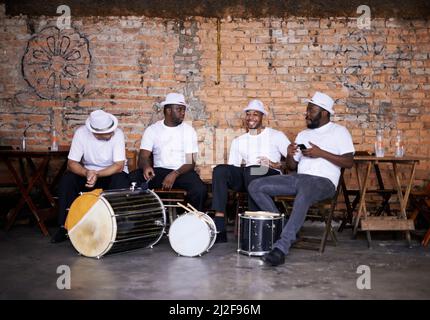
[247,179,260,194]
[59,171,80,187]
[213,164,230,179]
[192,182,207,198]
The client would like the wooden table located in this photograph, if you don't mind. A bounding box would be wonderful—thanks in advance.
[351,155,422,247]
[0,149,69,235]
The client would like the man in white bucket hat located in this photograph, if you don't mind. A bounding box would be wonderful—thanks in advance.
[248,92,355,265]
[131,93,207,212]
[51,110,130,243]
[211,99,291,243]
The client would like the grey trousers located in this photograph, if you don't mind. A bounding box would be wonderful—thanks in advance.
[248,173,335,255]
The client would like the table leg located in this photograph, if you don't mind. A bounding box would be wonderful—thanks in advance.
[353,162,372,237]
[392,162,416,247]
[4,157,50,235]
[27,157,56,207]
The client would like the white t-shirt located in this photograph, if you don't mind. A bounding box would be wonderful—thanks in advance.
[293,122,355,187]
[228,127,290,171]
[68,126,128,173]
[140,120,198,170]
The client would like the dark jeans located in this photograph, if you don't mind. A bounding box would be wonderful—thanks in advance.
[211,164,280,213]
[57,171,130,225]
[130,168,207,212]
[248,173,335,255]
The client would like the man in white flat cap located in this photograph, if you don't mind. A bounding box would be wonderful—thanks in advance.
[51,110,130,243]
[248,92,355,266]
[132,93,207,211]
[211,99,291,243]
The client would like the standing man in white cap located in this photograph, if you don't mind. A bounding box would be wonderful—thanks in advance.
[248,92,355,266]
[132,93,207,212]
[51,109,130,243]
[211,99,290,243]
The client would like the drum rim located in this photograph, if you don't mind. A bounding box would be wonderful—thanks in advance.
[238,213,285,220]
[145,189,167,248]
[168,212,215,257]
[68,194,117,259]
[97,195,117,258]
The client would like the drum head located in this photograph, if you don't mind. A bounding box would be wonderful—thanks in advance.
[168,213,211,257]
[66,193,116,258]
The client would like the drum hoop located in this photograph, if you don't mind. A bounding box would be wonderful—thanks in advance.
[145,189,167,247]
[189,212,217,250]
[238,213,284,220]
[97,195,118,258]
[169,212,216,256]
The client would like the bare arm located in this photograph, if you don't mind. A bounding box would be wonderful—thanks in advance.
[286,143,299,171]
[175,153,196,175]
[161,153,196,190]
[303,142,354,168]
[67,159,124,188]
[96,161,125,177]
[138,149,155,180]
[67,159,89,177]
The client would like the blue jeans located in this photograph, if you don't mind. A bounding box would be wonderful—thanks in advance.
[248,173,335,255]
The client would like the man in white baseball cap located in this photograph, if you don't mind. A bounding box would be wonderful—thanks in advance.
[131,93,207,212]
[248,92,355,266]
[211,99,291,243]
[51,109,130,243]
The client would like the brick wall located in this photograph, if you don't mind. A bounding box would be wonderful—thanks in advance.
[0,4,429,188]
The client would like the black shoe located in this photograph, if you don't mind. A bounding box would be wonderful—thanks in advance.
[261,248,285,266]
[51,227,68,243]
[215,230,228,243]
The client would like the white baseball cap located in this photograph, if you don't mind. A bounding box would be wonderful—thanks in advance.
[243,99,268,115]
[85,110,118,134]
[306,92,335,115]
[160,93,188,108]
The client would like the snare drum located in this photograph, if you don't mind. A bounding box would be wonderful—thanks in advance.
[65,188,166,258]
[237,211,284,256]
[168,212,217,257]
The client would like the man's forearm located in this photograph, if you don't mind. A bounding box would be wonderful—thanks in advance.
[97,161,125,177]
[67,160,88,177]
[139,156,152,170]
[175,163,195,175]
[321,151,354,168]
[286,155,298,171]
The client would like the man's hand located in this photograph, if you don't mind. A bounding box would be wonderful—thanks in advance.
[287,143,299,157]
[257,156,281,170]
[85,170,98,188]
[143,167,155,181]
[162,171,178,190]
[302,142,324,158]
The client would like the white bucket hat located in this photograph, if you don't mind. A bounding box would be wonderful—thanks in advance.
[85,110,118,134]
[243,99,268,115]
[306,92,335,115]
[160,93,188,108]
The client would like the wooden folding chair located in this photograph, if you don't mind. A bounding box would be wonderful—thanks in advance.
[409,182,430,246]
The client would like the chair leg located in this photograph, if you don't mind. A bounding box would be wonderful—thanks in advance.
[320,216,333,253]
[422,228,430,247]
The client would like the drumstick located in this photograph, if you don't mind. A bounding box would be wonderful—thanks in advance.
[187,203,199,212]
[177,202,193,213]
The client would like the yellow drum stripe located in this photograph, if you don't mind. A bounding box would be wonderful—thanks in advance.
[65,189,103,231]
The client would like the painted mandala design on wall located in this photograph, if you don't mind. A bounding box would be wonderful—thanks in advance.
[22,26,91,100]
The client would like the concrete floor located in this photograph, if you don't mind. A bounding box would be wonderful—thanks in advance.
[1,221,429,300]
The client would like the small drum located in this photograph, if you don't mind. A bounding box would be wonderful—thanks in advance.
[65,188,166,258]
[237,211,285,256]
[168,212,217,257]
